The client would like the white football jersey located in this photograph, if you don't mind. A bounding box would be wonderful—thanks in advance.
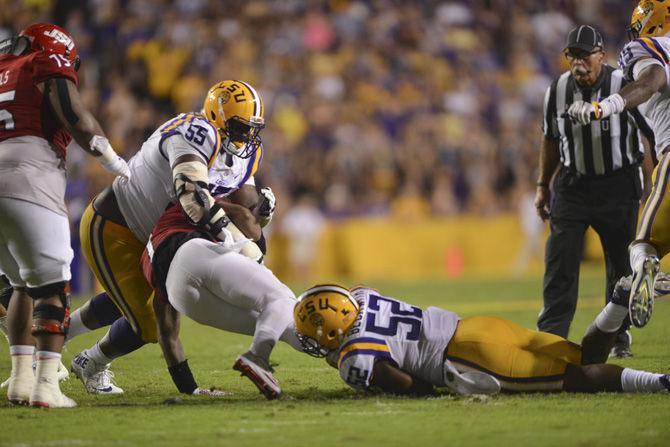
[619,36,670,155]
[113,112,263,243]
[336,287,460,391]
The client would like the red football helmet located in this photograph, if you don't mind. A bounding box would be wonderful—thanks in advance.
[19,23,80,69]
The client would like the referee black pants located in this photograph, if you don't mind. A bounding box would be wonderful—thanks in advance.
[537,167,641,338]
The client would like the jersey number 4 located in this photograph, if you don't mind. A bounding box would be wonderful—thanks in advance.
[0,90,16,130]
[365,294,423,340]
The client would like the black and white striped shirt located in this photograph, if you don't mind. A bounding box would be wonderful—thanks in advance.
[542,65,653,176]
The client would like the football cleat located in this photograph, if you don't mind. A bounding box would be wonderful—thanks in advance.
[609,330,633,359]
[628,255,660,328]
[71,352,124,394]
[233,352,281,400]
[29,376,76,408]
[6,364,33,406]
[4,359,70,389]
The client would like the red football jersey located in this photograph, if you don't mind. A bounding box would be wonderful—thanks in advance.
[141,204,215,302]
[0,51,79,157]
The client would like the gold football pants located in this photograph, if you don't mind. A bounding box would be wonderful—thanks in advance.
[80,201,156,343]
[636,151,670,257]
[445,316,582,392]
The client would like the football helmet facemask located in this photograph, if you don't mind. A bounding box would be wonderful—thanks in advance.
[19,23,80,70]
[628,0,670,39]
[294,285,360,357]
[203,80,265,159]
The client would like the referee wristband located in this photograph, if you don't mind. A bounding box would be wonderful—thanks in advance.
[168,359,198,394]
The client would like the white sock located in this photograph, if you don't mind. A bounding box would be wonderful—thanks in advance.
[84,341,112,366]
[65,309,89,342]
[594,302,629,333]
[10,345,34,378]
[34,355,61,383]
[629,242,657,272]
[621,368,666,392]
[35,351,62,361]
[10,344,35,356]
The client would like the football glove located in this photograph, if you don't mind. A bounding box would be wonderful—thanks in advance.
[567,94,625,125]
[258,187,276,227]
[91,135,131,180]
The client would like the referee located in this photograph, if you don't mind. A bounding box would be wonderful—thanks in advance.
[535,25,654,356]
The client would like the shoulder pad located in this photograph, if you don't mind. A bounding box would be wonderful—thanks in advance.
[619,38,669,81]
[160,114,221,165]
[31,51,78,85]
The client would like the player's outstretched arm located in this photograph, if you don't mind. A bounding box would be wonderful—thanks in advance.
[44,77,130,178]
[568,62,667,126]
[370,360,436,396]
[617,63,667,110]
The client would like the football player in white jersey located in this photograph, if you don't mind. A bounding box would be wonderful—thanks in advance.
[567,0,670,329]
[294,284,670,395]
[68,80,273,396]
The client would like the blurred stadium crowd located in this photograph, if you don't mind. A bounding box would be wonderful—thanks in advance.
[1,0,632,221]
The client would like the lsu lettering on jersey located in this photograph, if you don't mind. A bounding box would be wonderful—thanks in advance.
[619,36,670,155]
[114,112,263,243]
[336,287,460,391]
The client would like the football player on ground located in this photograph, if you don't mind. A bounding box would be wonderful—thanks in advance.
[139,196,299,399]
[294,283,669,396]
[0,24,130,408]
[567,0,670,329]
[67,80,271,396]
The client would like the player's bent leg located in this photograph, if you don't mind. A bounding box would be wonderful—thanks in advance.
[630,152,670,327]
[72,317,143,394]
[581,279,630,364]
[79,200,156,343]
[166,239,294,399]
[446,316,582,392]
[66,291,122,343]
[167,278,302,352]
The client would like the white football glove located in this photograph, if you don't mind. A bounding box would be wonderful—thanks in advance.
[567,93,625,126]
[214,223,263,261]
[192,387,232,397]
[91,135,131,180]
[258,187,276,227]
[566,100,595,126]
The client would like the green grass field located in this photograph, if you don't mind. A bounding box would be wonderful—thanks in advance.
[2,268,669,447]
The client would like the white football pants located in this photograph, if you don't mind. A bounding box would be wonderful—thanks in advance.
[0,198,72,288]
[165,238,301,354]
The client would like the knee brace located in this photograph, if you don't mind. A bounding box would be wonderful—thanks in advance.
[28,281,71,336]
